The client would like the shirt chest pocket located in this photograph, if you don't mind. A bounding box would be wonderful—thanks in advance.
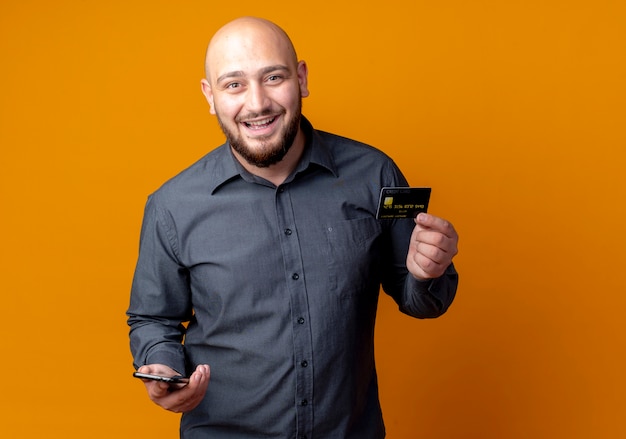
[324,217,382,299]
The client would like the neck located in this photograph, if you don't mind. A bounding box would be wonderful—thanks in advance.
[232,129,306,186]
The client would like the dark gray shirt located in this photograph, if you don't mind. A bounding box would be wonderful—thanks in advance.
[127,117,458,439]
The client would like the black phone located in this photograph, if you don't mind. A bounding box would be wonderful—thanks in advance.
[133,372,189,387]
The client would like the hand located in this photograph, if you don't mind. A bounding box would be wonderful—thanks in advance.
[407,213,458,280]
[136,363,210,413]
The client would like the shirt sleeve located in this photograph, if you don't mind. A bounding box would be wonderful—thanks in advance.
[398,263,458,318]
[380,214,459,318]
[378,161,459,318]
[126,194,192,374]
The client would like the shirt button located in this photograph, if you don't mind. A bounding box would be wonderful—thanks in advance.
[284,228,292,235]
[292,273,299,280]
[300,399,308,406]
[297,317,305,324]
[300,360,308,367]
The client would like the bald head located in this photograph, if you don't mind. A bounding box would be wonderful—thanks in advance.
[204,17,299,83]
[199,16,309,173]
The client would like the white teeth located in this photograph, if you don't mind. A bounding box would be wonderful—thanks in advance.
[246,117,274,127]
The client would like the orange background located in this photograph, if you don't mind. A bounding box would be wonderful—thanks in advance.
[1,1,625,438]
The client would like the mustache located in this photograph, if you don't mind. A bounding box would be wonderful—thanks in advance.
[235,109,275,123]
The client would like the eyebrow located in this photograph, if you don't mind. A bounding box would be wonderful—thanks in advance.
[216,64,291,85]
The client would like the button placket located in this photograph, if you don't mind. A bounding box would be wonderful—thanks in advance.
[274,185,314,437]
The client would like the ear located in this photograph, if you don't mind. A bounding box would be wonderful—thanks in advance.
[297,61,309,98]
[200,79,216,114]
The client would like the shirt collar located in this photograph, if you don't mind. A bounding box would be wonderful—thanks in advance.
[297,116,338,177]
[209,116,338,194]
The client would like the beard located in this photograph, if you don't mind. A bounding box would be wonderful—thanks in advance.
[216,98,302,168]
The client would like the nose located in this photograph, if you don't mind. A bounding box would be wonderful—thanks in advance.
[245,82,271,113]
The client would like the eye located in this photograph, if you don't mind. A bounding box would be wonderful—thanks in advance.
[223,81,245,93]
[267,74,283,83]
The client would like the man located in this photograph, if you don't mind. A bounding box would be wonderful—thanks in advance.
[128,16,459,439]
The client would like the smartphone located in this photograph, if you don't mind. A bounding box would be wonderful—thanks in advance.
[133,372,189,388]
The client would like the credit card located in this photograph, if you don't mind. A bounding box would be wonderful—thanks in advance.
[375,187,431,219]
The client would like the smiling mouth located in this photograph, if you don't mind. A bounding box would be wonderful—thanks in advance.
[243,117,277,130]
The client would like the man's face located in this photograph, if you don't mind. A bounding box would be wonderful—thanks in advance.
[202,24,309,168]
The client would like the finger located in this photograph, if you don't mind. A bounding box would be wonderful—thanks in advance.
[410,248,448,279]
[146,379,175,401]
[414,229,457,256]
[415,213,457,239]
[161,365,211,413]
[414,228,447,249]
[187,364,211,391]
[169,365,210,401]
[138,363,180,376]
[414,240,451,265]
[137,364,153,374]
